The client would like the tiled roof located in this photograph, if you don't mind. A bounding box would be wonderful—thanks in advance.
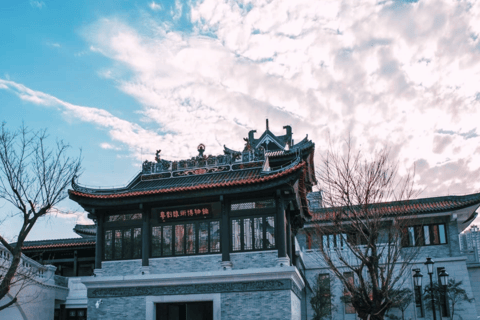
[70,161,306,199]
[311,192,480,221]
[20,238,96,250]
[73,224,96,237]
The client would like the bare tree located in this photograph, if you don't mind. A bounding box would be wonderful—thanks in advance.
[0,123,81,310]
[310,140,420,320]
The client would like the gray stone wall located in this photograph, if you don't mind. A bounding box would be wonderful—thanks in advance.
[230,250,278,269]
[467,265,480,317]
[87,296,145,320]
[149,254,222,273]
[101,260,143,276]
[101,251,277,277]
[221,289,294,320]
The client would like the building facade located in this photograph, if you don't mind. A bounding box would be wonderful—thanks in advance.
[3,123,480,320]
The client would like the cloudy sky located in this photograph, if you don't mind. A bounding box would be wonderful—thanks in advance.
[1,0,480,241]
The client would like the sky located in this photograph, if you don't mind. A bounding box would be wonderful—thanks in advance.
[1,0,480,241]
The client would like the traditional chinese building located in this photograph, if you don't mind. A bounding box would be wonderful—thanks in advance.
[68,122,316,320]
[5,122,480,320]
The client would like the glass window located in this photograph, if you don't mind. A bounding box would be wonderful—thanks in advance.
[244,218,253,250]
[344,272,355,314]
[199,222,209,253]
[133,228,142,259]
[431,225,440,245]
[423,226,430,245]
[408,227,416,246]
[266,216,275,249]
[175,225,185,255]
[123,229,132,259]
[254,218,263,249]
[232,219,241,251]
[186,224,196,254]
[210,221,220,253]
[231,216,275,252]
[439,224,446,244]
[104,230,112,260]
[403,224,447,247]
[163,226,172,256]
[152,226,162,257]
[114,230,123,259]
[107,213,142,222]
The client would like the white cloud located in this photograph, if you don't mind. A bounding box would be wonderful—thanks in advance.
[100,142,121,150]
[0,79,165,160]
[78,0,480,200]
[29,0,45,9]
[149,1,161,11]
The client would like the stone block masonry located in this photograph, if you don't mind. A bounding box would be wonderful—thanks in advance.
[87,296,145,320]
[221,290,294,320]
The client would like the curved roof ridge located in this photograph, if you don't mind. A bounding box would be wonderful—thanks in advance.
[69,161,306,199]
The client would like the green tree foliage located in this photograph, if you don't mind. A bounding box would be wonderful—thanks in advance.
[424,279,474,320]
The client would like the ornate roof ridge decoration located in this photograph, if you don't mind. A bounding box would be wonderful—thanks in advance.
[69,161,306,199]
[141,143,266,176]
[310,192,480,222]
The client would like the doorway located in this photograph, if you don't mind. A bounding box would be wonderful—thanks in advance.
[156,301,213,320]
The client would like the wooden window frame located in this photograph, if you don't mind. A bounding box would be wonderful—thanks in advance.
[104,226,142,261]
[403,223,448,247]
[230,215,276,253]
[150,220,221,258]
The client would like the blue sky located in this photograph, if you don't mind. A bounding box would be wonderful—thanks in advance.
[1,0,480,241]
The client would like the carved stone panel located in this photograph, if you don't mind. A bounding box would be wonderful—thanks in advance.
[88,279,302,299]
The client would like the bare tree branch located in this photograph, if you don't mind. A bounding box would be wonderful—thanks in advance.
[0,123,81,306]
[310,138,420,320]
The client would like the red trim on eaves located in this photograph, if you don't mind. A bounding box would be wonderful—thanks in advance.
[22,242,96,250]
[69,162,306,199]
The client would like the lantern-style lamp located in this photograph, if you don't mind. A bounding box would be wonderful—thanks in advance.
[425,257,435,274]
[439,269,449,286]
[413,269,423,288]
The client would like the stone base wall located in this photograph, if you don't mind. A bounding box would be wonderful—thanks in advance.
[101,250,278,277]
[86,288,300,320]
[221,290,294,320]
[87,296,145,320]
[230,250,278,269]
[150,254,222,273]
[101,260,143,276]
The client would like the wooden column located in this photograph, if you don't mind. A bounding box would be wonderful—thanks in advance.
[276,192,287,258]
[94,212,104,270]
[73,250,78,276]
[221,197,230,262]
[142,207,150,267]
[286,209,292,265]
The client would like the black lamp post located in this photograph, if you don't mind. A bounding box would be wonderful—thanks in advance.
[413,269,423,288]
[424,257,437,320]
[439,269,449,317]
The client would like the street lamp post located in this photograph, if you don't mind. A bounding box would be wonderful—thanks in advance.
[425,257,437,320]
[439,269,449,317]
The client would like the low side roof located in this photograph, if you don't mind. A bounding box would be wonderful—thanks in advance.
[310,192,480,224]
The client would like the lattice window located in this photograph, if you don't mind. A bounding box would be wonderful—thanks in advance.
[107,213,142,222]
[230,199,275,211]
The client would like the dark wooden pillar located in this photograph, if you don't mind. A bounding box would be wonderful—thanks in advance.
[73,250,78,276]
[221,196,230,262]
[286,209,292,265]
[95,212,104,270]
[142,207,150,267]
[276,192,287,258]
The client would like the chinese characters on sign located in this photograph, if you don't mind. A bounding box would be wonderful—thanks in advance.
[158,205,212,222]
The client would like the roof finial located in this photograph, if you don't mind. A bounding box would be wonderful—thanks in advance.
[266,119,269,131]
